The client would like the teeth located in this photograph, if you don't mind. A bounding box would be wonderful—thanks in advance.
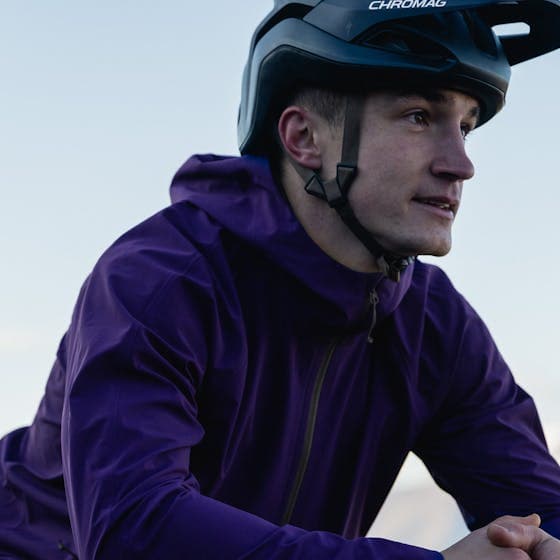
[425,200,450,209]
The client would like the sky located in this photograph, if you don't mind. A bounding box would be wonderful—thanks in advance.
[0,0,559,545]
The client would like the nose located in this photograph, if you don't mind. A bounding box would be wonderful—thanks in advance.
[430,131,475,182]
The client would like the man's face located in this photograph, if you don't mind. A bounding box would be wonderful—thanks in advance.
[342,88,478,258]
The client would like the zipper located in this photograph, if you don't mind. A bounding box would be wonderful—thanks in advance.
[280,337,340,525]
[58,541,79,559]
[367,288,380,344]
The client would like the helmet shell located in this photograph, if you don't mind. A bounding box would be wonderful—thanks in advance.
[238,0,560,154]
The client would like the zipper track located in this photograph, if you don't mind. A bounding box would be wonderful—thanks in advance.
[280,337,340,525]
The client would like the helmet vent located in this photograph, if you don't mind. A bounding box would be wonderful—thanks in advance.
[461,10,499,57]
[492,22,530,37]
[360,26,452,61]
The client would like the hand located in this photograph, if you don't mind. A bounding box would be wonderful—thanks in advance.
[487,514,560,560]
[441,515,544,560]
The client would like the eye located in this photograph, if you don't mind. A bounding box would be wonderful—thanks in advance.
[460,122,474,140]
[406,110,429,128]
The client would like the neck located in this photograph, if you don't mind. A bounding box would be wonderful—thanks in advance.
[281,166,383,274]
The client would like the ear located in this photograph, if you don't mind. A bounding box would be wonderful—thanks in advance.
[277,106,322,171]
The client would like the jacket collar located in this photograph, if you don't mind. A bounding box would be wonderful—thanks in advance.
[170,154,413,326]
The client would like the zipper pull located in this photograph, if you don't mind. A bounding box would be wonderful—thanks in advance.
[367,289,379,344]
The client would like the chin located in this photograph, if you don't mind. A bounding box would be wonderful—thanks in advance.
[424,244,452,257]
[387,238,452,258]
[373,228,453,258]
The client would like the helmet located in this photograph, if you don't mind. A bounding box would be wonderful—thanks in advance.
[237,0,560,280]
[238,0,560,154]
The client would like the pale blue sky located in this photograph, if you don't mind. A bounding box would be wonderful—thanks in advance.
[1,0,559,450]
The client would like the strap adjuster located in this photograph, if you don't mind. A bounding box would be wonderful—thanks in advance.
[304,164,357,209]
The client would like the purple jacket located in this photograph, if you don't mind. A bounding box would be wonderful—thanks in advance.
[2,154,560,559]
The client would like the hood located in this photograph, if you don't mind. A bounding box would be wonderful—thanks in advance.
[170,154,413,326]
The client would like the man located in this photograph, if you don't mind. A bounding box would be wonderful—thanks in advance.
[1,0,560,558]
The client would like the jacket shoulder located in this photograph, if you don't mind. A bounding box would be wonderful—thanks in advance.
[72,202,241,342]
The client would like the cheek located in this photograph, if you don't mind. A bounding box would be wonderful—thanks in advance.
[354,147,418,209]
[363,133,424,175]
[351,131,431,218]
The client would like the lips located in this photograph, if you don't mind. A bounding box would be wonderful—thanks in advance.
[412,196,458,215]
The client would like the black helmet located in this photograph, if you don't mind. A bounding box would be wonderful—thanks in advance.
[238,0,560,155]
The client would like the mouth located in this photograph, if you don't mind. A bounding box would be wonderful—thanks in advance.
[412,196,458,217]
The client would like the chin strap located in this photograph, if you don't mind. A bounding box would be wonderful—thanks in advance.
[294,95,414,282]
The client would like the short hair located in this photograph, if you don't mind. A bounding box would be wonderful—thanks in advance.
[268,87,347,186]
[288,87,347,129]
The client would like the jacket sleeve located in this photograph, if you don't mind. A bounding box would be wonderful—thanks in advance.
[60,238,442,560]
[414,298,560,538]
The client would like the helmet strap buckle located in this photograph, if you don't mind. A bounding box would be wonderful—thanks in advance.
[304,163,357,208]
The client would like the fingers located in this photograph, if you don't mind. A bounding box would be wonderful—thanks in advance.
[443,514,559,560]
[487,514,543,550]
[526,514,541,527]
[442,526,532,560]
[532,536,560,560]
[487,524,534,548]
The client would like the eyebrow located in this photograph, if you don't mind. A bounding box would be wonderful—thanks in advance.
[395,89,480,122]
